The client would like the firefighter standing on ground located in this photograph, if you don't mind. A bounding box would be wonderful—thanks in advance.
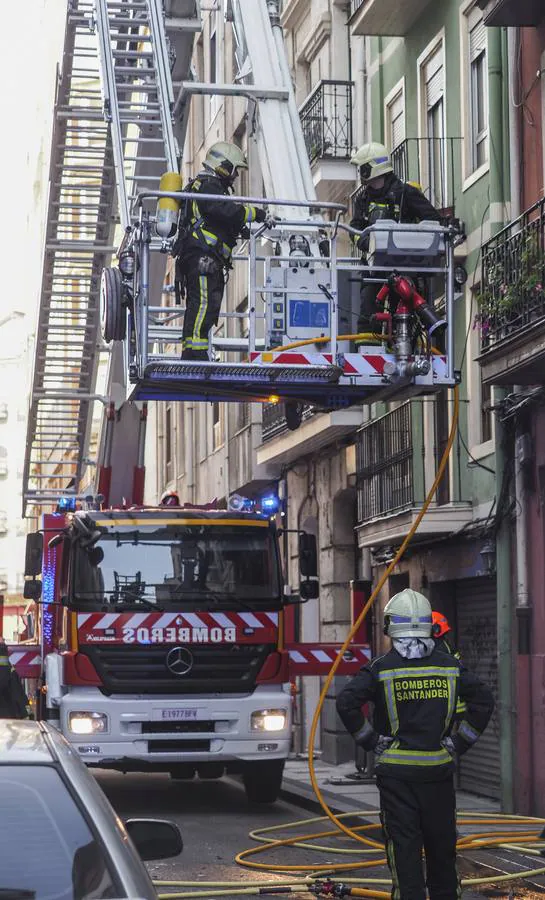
[0,640,29,719]
[350,142,441,333]
[337,589,494,900]
[174,142,268,361]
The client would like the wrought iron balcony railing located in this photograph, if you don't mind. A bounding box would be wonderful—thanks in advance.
[357,403,415,523]
[479,197,545,352]
[261,402,316,442]
[391,137,462,218]
[299,80,353,164]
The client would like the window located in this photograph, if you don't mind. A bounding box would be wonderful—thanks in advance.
[385,83,405,152]
[194,39,205,147]
[467,6,488,172]
[0,512,7,535]
[209,21,218,122]
[420,40,447,210]
[0,765,119,899]
[0,445,7,477]
[481,380,492,444]
[435,391,450,506]
[165,404,173,480]
[212,401,224,451]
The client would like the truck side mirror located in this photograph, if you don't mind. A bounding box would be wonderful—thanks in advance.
[24,533,43,578]
[299,533,317,577]
[298,533,319,601]
[24,580,42,601]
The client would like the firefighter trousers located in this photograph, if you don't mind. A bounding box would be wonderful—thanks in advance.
[377,773,460,900]
[181,252,225,356]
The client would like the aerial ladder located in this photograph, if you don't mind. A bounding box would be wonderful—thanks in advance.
[23,0,459,515]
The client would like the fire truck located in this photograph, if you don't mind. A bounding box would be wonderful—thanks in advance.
[16,504,369,803]
[15,0,460,801]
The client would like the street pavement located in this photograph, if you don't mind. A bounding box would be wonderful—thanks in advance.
[96,762,545,899]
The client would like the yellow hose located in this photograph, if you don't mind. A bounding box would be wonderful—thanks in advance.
[270,333,441,356]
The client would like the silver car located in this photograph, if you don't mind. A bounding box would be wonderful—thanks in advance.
[0,719,182,899]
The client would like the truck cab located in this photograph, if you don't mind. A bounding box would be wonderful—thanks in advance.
[21,506,318,803]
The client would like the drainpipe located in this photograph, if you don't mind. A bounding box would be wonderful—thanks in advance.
[507,25,534,810]
[487,25,514,814]
[186,403,195,504]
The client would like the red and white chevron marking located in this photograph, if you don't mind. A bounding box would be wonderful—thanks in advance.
[77,610,279,644]
[7,648,42,677]
[341,353,388,376]
[286,643,371,676]
[250,351,334,366]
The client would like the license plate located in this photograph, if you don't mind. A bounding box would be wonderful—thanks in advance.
[155,708,199,721]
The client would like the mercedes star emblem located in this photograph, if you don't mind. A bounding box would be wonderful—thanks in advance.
[166,646,194,676]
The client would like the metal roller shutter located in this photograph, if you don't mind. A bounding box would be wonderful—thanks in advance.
[455,577,500,799]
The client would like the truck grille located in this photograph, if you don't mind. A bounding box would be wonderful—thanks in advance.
[81,643,271,695]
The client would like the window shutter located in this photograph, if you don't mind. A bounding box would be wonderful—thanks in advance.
[469,18,486,62]
[389,91,405,150]
[424,46,444,110]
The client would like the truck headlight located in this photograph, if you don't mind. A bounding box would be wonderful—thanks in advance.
[69,712,108,735]
[251,709,287,732]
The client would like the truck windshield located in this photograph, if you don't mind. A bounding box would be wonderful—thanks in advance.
[72,525,281,609]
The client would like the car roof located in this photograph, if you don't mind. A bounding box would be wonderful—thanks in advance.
[0,720,55,763]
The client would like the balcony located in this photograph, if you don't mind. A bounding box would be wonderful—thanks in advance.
[299,80,354,202]
[478,198,545,386]
[356,402,472,548]
[257,402,364,467]
[391,137,462,218]
[349,0,434,36]
[482,0,544,27]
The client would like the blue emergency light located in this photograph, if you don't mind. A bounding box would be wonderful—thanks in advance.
[56,496,77,513]
[261,494,280,514]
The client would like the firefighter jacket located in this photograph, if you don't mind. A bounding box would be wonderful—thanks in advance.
[434,637,467,717]
[350,173,441,235]
[174,171,263,266]
[0,641,28,718]
[336,646,494,782]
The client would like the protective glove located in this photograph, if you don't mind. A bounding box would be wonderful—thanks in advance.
[254,207,267,223]
[374,735,394,760]
[441,736,457,761]
[264,214,277,230]
[356,233,369,252]
[352,720,378,751]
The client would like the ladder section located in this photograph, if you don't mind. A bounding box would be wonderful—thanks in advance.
[229,0,317,215]
[22,0,117,516]
[95,0,179,228]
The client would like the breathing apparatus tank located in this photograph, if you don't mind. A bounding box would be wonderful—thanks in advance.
[156,171,183,238]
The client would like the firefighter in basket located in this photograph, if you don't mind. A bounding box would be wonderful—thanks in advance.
[350,142,442,337]
[172,142,270,361]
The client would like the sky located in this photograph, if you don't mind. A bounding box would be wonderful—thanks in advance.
[0,0,66,339]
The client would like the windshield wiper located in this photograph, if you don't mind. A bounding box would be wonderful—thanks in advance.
[165,587,269,612]
[0,890,36,899]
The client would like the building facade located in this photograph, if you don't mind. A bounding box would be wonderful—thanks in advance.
[149,0,545,804]
[477,0,545,814]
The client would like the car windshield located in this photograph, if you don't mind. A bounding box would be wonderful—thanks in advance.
[0,765,120,900]
[71,525,281,610]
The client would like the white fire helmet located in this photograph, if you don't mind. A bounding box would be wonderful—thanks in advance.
[383,588,432,639]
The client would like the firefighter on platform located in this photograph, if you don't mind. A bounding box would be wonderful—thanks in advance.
[174,142,269,361]
[337,589,494,900]
[350,142,441,334]
[0,639,29,719]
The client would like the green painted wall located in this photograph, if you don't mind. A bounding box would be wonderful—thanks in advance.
[366,0,509,513]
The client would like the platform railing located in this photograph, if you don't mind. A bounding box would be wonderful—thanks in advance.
[125,190,459,388]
